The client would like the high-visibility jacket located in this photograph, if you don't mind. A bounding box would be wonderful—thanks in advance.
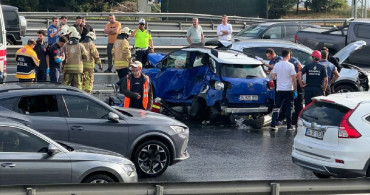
[123,74,151,110]
[15,45,40,79]
[64,42,87,74]
[113,39,131,70]
[82,41,101,72]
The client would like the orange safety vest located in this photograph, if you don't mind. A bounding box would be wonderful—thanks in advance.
[123,75,150,110]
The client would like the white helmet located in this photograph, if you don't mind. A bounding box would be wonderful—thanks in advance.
[59,25,70,36]
[68,26,77,34]
[121,27,131,34]
[86,32,96,41]
[70,30,81,39]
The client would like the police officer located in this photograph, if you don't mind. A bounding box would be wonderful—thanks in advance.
[16,39,39,82]
[131,19,154,67]
[48,36,67,82]
[81,32,102,93]
[113,27,132,84]
[270,49,297,131]
[320,49,340,95]
[63,30,88,89]
[298,50,328,105]
[34,30,49,81]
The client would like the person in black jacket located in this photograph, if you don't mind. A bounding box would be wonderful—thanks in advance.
[34,30,49,81]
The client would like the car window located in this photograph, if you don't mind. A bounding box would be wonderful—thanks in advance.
[291,49,312,65]
[242,48,255,57]
[63,95,110,119]
[189,52,209,68]
[236,24,267,38]
[0,127,49,153]
[3,11,19,26]
[285,25,300,39]
[263,26,282,39]
[220,63,266,78]
[301,101,348,126]
[0,97,19,111]
[354,24,370,39]
[254,47,283,59]
[17,95,59,117]
[163,50,188,69]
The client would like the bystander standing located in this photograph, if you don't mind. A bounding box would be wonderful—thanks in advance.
[217,15,232,41]
[47,17,61,46]
[103,14,121,73]
[186,18,204,46]
[34,30,49,81]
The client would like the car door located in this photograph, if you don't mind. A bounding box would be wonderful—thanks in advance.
[61,94,130,155]
[261,25,283,39]
[183,51,210,101]
[0,126,71,185]
[284,25,300,42]
[8,95,69,141]
[154,50,188,102]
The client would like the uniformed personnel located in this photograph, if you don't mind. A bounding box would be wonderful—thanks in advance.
[81,32,102,93]
[15,39,40,82]
[113,27,132,82]
[63,30,88,89]
[130,19,154,67]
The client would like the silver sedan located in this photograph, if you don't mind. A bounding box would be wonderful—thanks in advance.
[0,120,137,185]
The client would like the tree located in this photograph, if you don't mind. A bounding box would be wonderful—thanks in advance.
[268,0,297,19]
[307,0,348,12]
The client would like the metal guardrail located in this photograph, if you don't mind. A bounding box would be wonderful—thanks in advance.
[1,178,370,195]
[6,45,183,65]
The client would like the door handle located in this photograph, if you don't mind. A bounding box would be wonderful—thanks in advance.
[70,126,84,131]
[1,163,16,168]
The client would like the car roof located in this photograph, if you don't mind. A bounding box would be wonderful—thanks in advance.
[231,39,313,53]
[313,92,370,109]
[182,47,262,65]
[251,22,317,26]
[1,5,18,11]
[0,82,83,93]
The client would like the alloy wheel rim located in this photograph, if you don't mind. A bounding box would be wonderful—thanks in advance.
[138,144,168,174]
[90,179,109,184]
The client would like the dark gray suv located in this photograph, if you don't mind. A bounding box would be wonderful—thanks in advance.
[0,83,189,177]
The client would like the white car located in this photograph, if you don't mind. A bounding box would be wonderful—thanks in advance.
[292,92,370,178]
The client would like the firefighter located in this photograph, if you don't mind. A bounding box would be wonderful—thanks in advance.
[16,39,40,82]
[113,27,132,83]
[81,32,102,93]
[63,30,88,89]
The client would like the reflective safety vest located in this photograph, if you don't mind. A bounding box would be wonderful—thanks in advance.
[123,75,150,110]
[16,45,40,79]
[64,43,87,74]
[82,42,101,72]
[113,39,131,70]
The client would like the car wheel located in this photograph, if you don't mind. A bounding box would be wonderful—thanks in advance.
[209,106,221,124]
[249,117,264,129]
[334,85,356,93]
[133,140,170,177]
[6,38,14,45]
[189,98,207,122]
[313,171,330,179]
[82,174,115,183]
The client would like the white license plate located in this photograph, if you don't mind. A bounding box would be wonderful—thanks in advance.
[239,95,258,101]
[305,128,324,140]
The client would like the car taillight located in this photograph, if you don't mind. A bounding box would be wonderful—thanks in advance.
[338,105,361,139]
[295,34,298,43]
[267,80,274,90]
[297,101,315,120]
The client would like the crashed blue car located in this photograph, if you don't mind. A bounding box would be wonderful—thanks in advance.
[141,46,275,128]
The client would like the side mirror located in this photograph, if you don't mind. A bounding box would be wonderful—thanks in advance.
[262,34,271,39]
[108,112,120,123]
[47,144,60,156]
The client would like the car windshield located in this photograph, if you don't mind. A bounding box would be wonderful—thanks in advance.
[220,63,266,78]
[301,101,349,126]
[236,25,267,38]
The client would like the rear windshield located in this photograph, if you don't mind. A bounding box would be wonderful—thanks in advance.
[220,64,266,78]
[236,24,267,38]
[301,101,349,126]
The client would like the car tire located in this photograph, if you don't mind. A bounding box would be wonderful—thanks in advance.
[82,174,115,183]
[334,85,356,93]
[133,140,170,178]
[209,106,221,124]
[6,38,14,45]
[249,117,264,129]
[313,171,330,179]
[189,98,207,122]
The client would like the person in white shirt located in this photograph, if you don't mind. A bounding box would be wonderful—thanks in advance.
[270,49,297,131]
[216,15,232,41]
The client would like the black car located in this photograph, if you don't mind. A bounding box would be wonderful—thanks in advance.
[0,83,189,177]
[234,22,319,42]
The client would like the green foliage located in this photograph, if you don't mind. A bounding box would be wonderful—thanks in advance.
[305,0,348,12]
[1,0,125,12]
[268,0,297,19]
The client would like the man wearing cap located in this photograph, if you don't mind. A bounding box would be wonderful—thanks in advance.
[130,19,154,67]
[120,61,153,110]
[298,50,328,105]
[104,14,121,73]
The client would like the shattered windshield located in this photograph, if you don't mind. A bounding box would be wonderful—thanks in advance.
[220,64,266,78]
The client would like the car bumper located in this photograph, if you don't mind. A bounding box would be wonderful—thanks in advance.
[292,157,365,178]
[221,106,269,114]
[172,150,190,165]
